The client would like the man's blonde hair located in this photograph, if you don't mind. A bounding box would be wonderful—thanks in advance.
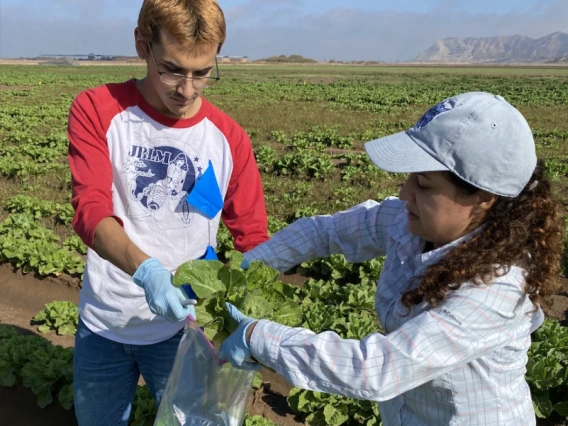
[138,0,226,52]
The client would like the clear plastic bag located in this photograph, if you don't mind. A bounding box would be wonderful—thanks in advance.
[154,320,255,426]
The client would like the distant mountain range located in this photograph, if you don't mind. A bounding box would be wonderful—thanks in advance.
[414,32,568,63]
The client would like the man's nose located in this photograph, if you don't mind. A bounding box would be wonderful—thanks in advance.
[177,78,196,98]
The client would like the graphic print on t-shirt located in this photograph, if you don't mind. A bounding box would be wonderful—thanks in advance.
[121,139,205,230]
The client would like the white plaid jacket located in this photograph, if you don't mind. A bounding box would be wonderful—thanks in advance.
[246,198,543,426]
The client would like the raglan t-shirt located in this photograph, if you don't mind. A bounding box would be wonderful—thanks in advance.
[68,79,268,344]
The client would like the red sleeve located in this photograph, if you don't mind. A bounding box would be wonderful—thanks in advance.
[219,124,269,252]
[67,88,123,249]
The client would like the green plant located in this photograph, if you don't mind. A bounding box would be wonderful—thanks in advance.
[244,415,277,426]
[526,319,568,419]
[4,195,74,224]
[299,278,381,338]
[331,187,358,209]
[0,326,51,387]
[130,385,157,426]
[269,130,287,143]
[0,326,74,409]
[254,145,277,173]
[545,157,568,181]
[533,129,568,147]
[283,181,312,203]
[172,252,302,343]
[274,151,335,180]
[267,216,287,235]
[0,213,85,276]
[299,255,385,286]
[216,222,235,256]
[63,234,88,255]
[246,129,260,139]
[0,325,158,422]
[287,387,381,426]
[19,345,74,409]
[294,206,319,219]
[34,301,79,336]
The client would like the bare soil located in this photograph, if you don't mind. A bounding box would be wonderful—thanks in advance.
[1,383,78,426]
[0,85,34,91]
[542,276,568,325]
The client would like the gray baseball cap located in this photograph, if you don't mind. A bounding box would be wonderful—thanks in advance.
[364,92,537,197]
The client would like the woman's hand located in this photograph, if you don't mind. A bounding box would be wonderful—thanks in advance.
[219,303,261,370]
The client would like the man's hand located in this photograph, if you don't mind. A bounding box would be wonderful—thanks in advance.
[219,303,260,370]
[132,258,195,322]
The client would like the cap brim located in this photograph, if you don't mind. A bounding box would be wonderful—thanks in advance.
[364,131,449,174]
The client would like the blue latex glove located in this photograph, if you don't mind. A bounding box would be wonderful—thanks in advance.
[219,303,261,370]
[132,258,196,322]
[240,257,250,270]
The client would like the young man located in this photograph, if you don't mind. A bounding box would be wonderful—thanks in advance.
[67,1,269,424]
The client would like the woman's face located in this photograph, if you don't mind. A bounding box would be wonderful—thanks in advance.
[399,172,494,248]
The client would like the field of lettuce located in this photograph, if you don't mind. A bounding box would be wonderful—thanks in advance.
[0,63,567,426]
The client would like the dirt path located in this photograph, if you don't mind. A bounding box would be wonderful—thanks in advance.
[543,277,568,325]
[0,263,79,347]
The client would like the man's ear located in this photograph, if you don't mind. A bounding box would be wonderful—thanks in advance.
[134,28,148,60]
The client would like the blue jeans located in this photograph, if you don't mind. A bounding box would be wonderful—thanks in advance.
[73,318,184,426]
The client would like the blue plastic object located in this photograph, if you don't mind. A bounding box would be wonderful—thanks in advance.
[186,160,224,220]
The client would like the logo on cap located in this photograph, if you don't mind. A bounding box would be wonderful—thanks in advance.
[413,100,453,131]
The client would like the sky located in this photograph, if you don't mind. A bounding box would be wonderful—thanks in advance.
[0,0,566,61]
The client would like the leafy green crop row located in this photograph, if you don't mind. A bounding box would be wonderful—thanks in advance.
[0,132,69,178]
[0,325,73,409]
[0,213,84,276]
[272,125,356,150]
[288,387,381,426]
[254,146,387,183]
[25,297,568,424]
[527,319,568,418]
[4,194,74,224]
[212,77,568,111]
[0,324,278,426]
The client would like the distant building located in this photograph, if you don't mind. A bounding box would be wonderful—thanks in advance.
[217,56,249,64]
[38,53,117,61]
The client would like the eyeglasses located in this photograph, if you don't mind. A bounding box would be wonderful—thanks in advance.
[147,43,220,89]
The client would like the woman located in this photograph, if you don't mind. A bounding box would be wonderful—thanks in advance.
[219,92,564,425]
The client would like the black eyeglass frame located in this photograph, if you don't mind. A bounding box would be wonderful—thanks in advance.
[147,42,220,88]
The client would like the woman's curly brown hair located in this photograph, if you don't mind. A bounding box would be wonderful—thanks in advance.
[401,159,565,311]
